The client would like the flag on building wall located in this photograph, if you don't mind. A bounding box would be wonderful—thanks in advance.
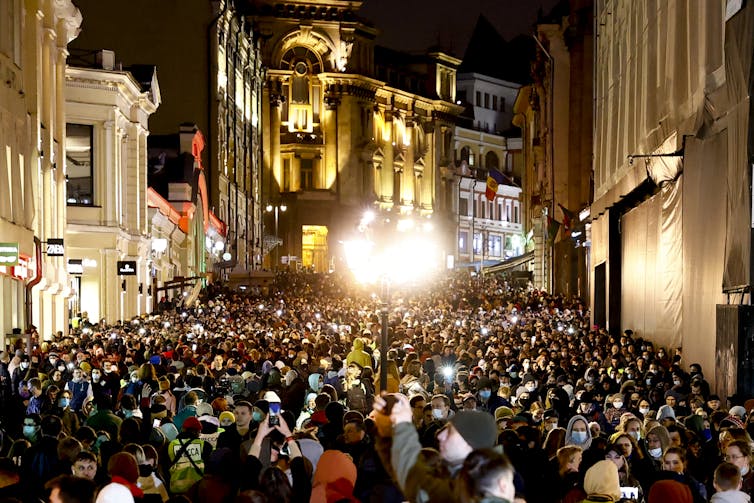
[485,169,506,201]
[546,216,561,243]
[558,203,577,236]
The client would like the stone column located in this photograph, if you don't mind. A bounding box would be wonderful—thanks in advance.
[269,91,282,191]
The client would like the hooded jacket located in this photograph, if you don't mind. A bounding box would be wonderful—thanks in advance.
[308,373,323,394]
[565,414,592,450]
[346,339,372,369]
[310,450,358,503]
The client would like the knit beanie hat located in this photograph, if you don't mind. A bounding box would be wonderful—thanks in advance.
[219,411,235,427]
[648,479,692,503]
[108,452,139,483]
[182,416,202,433]
[583,460,621,500]
[449,410,497,449]
[495,406,514,421]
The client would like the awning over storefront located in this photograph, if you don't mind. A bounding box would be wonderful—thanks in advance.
[483,251,535,274]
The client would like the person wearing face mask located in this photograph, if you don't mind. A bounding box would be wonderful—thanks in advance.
[476,377,508,415]
[21,414,41,444]
[89,368,109,403]
[12,357,37,396]
[65,368,93,412]
[644,424,671,470]
[565,415,592,450]
[515,374,538,400]
[604,393,628,430]
[51,388,81,435]
[419,394,454,449]
[42,352,59,376]
[101,360,122,401]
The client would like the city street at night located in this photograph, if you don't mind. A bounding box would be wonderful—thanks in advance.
[1,0,754,502]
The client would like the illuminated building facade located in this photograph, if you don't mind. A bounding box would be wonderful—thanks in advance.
[454,129,524,268]
[513,0,593,295]
[69,0,264,280]
[590,0,754,389]
[64,54,160,323]
[0,0,81,343]
[247,0,462,271]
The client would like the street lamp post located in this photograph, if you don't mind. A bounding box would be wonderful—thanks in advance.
[379,278,390,391]
[266,203,287,269]
[343,210,441,392]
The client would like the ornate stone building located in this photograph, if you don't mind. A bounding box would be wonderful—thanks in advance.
[0,0,81,343]
[69,0,265,279]
[64,54,160,323]
[246,0,462,271]
[513,0,593,295]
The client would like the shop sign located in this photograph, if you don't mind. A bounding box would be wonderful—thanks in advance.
[46,238,65,256]
[68,259,84,275]
[1,255,30,280]
[117,261,137,275]
[13,256,29,280]
[0,242,19,266]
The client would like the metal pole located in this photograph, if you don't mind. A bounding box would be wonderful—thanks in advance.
[274,207,279,270]
[380,279,389,391]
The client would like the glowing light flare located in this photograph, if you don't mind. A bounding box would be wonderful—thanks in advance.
[344,225,442,286]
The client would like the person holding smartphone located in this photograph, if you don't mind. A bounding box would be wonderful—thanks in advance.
[245,412,311,501]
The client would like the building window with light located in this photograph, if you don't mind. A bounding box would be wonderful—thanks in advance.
[489,235,501,257]
[473,232,483,255]
[281,47,322,133]
[66,123,94,206]
[459,231,468,253]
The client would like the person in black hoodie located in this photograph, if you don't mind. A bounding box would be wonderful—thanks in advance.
[20,414,63,501]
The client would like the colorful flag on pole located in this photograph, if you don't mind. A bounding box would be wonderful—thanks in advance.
[546,216,561,243]
[485,169,506,201]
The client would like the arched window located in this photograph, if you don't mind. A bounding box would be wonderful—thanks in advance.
[485,151,499,170]
[280,47,322,132]
[460,146,474,167]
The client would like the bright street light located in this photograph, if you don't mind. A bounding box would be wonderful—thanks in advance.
[343,212,441,390]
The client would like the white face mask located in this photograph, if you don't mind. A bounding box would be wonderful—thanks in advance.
[742,465,750,476]
[432,408,445,420]
[629,431,641,441]
[639,407,650,415]
[525,384,536,393]
[613,402,623,409]
[648,447,662,458]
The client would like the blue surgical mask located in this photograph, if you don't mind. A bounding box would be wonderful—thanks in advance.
[252,411,264,423]
[59,398,70,408]
[702,428,712,441]
[479,390,492,401]
[22,426,37,439]
[572,431,587,444]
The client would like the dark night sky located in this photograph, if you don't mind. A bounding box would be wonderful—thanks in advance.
[360,0,562,57]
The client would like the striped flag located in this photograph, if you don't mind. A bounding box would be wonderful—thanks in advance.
[485,169,506,201]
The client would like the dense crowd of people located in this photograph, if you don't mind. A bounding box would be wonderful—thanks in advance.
[0,271,752,503]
